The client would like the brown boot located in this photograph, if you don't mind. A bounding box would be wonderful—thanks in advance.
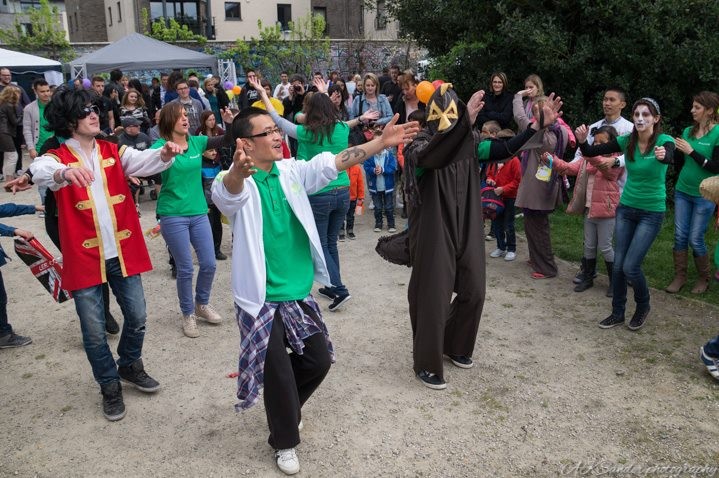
[665,250,688,293]
[691,254,711,294]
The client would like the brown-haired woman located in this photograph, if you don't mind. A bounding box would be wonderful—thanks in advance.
[119,89,150,132]
[152,102,233,338]
[475,72,513,130]
[0,86,20,180]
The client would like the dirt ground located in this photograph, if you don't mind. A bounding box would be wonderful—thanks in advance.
[1,184,718,478]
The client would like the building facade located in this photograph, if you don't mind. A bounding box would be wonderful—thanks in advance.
[0,0,69,40]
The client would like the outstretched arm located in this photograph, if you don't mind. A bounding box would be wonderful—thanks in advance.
[335,115,419,171]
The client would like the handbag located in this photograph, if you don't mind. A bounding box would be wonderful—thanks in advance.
[349,95,371,145]
[481,186,505,220]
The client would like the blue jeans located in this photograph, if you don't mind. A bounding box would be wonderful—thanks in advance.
[705,335,719,357]
[371,191,395,228]
[73,258,147,385]
[492,197,516,252]
[611,205,664,317]
[309,188,350,297]
[160,215,216,315]
[673,190,715,256]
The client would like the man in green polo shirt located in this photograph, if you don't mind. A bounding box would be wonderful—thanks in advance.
[23,79,54,212]
[212,107,418,476]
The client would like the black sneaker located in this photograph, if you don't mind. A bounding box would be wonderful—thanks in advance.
[105,312,120,335]
[317,287,336,300]
[348,232,356,240]
[416,370,447,390]
[628,306,650,331]
[446,354,474,369]
[598,314,624,329]
[171,265,177,279]
[215,251,227,260]
[338,234,346,242]
[149,189,158,201]
[328,293,351,312]
[0,333,32,349]
[100,381,126,421]
[118,358,160,393]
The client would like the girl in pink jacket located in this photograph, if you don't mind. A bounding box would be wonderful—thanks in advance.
[543,125,623,295]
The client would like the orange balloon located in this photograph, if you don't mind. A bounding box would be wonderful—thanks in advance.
[232,85,242,95]
[416,81,435,104]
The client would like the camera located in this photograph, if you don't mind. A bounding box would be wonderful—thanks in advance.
[293,85,302,92]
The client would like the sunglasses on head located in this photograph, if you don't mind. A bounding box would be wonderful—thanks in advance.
[79,105,100,119]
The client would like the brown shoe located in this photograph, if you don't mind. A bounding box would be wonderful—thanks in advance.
[665,250,688,293]
[691,254,711,294]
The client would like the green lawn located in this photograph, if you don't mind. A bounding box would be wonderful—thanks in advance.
[515,206,719,306]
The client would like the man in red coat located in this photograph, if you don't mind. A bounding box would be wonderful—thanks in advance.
[28,88,182,421]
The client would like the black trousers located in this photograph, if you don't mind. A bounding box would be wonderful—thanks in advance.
[208,204,223,253]
[263,304,331,449]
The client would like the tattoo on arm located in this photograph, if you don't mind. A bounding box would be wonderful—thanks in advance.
[339,147,368,164]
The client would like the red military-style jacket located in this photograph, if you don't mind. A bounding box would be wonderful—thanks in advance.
[45,140,152,291]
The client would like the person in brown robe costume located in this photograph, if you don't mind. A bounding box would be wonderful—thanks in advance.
[400,84,563,389]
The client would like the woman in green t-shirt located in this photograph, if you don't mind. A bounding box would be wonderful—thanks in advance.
[665,91,719,295]
[154,102,233,338]
[577,98,675,331]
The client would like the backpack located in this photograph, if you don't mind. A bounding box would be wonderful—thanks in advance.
[481,185,505,220]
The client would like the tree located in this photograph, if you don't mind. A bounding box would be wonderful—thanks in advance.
[388,0,719,131]
[222,13,330,80]
[141,8,207,46]
[0,0,73,61]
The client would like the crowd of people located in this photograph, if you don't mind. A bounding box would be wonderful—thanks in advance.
[1,63,719,475]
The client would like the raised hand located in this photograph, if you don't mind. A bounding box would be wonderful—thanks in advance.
[248,77,266,97]
[467,89,486,125]
[312,77,328,94]
[380,114,420,148]
[231,139,256,178]
[575,124,589,144]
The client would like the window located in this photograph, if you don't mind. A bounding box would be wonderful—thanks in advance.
[74,12,78,32]
[375,0,387,30]
[149,1,201,34]
[117,2,122,22]
[108,6,113,26]
[313,7,327,35]
[225,2,241,20]
[68,14,72,32]
[277,3,291,31]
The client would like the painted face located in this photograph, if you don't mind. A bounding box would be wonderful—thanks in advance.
[173,109,189,135]
[35,85,52,104]
[75,104,101,137]
[402,82,417,101]
[244,115,284,164]
[602,91,626,118]
[524,81,538,98]
[491,76,504,95]
[363,79,376,97]
[632,104,658,131]
[690,101,710,123]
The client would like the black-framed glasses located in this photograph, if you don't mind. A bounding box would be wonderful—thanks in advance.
[79,105,100,119]
[244,127,282,139]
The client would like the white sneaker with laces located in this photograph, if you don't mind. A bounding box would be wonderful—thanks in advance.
[195,303,222,324]
[504,251,517,261]
[275,448,300,475]
[182,314,200,338]
[489,248,506,258]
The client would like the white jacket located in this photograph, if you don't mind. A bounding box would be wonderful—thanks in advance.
[211,153,336,317]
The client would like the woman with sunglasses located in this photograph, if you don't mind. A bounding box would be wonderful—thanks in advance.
[153,102,234,338]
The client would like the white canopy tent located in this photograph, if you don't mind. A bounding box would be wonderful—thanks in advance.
[0,48,63,91]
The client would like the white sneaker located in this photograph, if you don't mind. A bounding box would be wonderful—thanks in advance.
[489,248,506,258]
[369,202,375,210]
[275,448,300,475]
[182,314,200,338]
[504,251,517,261]
[195,303,222,324]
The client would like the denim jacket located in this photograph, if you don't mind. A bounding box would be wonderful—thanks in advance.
[349,94,394,125]
[0,203,37,267]
[363,148,397,193]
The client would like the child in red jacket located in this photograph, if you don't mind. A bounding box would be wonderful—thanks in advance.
[486,128,522,261]
[341,164,365,240]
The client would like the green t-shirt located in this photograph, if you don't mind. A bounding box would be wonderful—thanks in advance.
[296,122,350,194]
[675,125,719,197]
[154,135,209,216]
[36,102,52,152]
[617,133,674,212]
[254,163,314,301]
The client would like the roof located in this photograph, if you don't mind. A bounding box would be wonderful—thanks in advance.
[0,48,62,69]
[69,33,216,75]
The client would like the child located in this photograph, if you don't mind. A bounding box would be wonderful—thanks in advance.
[0,202,42,349]
[541,125,623,294]
[341,163,364,240]
[486,127,522,261]
[363,126,398,232]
